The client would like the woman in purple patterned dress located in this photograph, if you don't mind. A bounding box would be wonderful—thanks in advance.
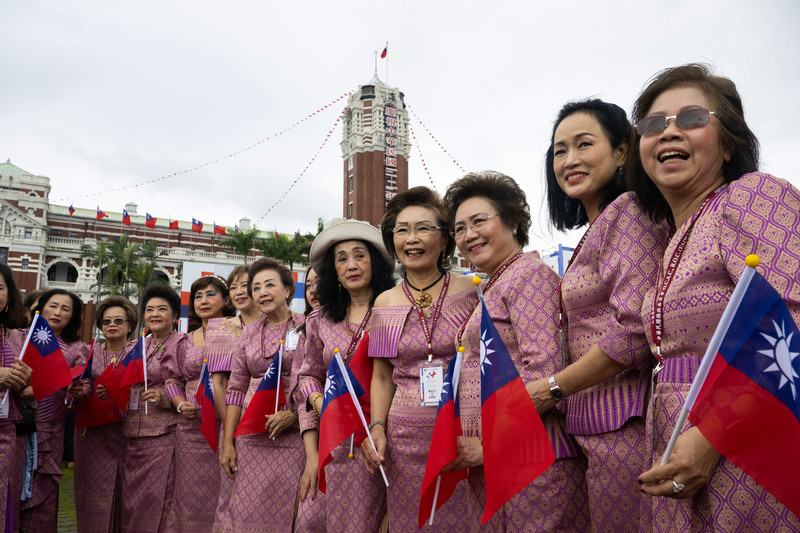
[73,296,137,532]
[361,186,478,531]
[526,99,669,531]
[220,257,305,531]
[296,220,395,533]
[0,264,32,533]
[630,64,800,530]
[121,284,186,533]
[443,171,590,532]
[166,276,234,532]
[205,266,262,533]
[20,289,88,532]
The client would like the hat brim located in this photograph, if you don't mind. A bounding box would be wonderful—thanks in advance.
[309,220,394,274]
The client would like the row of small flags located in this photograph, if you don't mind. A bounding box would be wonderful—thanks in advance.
[69,203,231,235]
[10,256,799,524]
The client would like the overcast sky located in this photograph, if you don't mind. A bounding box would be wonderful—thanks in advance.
[2,0,798,252]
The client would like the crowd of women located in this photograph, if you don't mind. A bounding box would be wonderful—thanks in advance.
[1,63,798,532]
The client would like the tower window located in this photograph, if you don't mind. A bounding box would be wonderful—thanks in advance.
[349,175,353,193]
[348,202,353,219]
[21,258,28,270]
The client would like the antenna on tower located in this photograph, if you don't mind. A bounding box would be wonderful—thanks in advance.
[374,49,378,77]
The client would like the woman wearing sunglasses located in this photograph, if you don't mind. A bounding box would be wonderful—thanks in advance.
[629,64,800,530]
[525,99,669,531]
[72,295,137,532]
[442,172,589,530]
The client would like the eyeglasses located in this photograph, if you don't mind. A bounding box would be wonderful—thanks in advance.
[634,106,717,136]
[392,224,444,239]
[451,213,500,240]
[102,318,126,326]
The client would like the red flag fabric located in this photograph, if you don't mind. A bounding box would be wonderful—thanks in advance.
[317,353,366,493]
[94,363,131,413]
[74,389,122,429]
[233,350,286,438]
[478,299,554,523]
[347,333,372,446]
[192,218,203,233]
[21,316,74,402]
[195,361,219,452]
[169,220,179,230]
[68,204,75,216]
[213,223,227,235]
[122,209,131,226]
[119,337,145,387]
[145,213,157,229]
[96,207,108,220]
[418,352,468,527]
[381,45,388,58]
[687,266,800,519]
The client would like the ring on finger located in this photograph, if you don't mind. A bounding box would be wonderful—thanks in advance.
[671,479,685,495]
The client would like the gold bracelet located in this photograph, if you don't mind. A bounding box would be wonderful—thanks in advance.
[308,392,323,415]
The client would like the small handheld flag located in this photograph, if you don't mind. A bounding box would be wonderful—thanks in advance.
[195,359,219,452]
[21,313,74,402]
[232,349,286,438]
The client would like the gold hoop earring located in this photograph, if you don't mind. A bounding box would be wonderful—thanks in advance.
[338,282,342,293]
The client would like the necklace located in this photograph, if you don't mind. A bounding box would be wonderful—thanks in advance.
[104,342,126,365]
[404,272,445,309]
[343,306,372,359]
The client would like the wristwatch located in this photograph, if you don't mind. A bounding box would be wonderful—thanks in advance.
[548,374,564,401]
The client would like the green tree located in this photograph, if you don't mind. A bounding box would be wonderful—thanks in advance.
[219,228,261,265]
[259,231,307,270]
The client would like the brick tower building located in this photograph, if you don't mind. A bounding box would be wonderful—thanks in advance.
[340,75,410,227]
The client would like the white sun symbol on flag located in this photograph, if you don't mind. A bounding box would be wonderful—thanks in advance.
[479,329,494,376]
[264,365,276,380]
[760,319,800,400]
[439,380,451,403]
[33,326,52,344]
[324,373,337,399]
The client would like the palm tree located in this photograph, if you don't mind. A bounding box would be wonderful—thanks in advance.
[80,239,116,295]
[219,228,261,265]
[129,257,165,299]
[259,231,307,270]
[108,234,142,297]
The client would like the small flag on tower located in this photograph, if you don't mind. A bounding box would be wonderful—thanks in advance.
[122,209,131,226]
[96,207,108,220]
[68,204,75,216]
[381,43,388,58]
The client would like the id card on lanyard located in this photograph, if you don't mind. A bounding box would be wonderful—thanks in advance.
[419,360,444,407]
[285,328,300,351]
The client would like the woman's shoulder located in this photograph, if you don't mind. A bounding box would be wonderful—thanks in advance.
[727,172,799,200]
[374,283,409,308]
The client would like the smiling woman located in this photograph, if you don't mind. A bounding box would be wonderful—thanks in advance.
[627,64,800,531]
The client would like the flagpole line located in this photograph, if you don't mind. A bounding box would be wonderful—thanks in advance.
[275,341,284,415]
[660,263,757,465]
[333,352,389,486]
[67,336,97,408]
[429,475,442,526]
[142,330,149,415]
[7,313,41,405]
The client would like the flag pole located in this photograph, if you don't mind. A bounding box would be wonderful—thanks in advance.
[428,348,464,525]
[1,314,38,407]
[275,341,284,415]
[67,336,96,408]
[142,330,149,415]
[333,350,389,486]
[661,255,760,465]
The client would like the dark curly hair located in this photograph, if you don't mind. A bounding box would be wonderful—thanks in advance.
[381,186,455,273]
[0,264,25,330]
[443,170,531,248]
[140,284,182,322]
[33,289,83,343]
[247,257,295,307]
[95,295,138,339]
[188,275,236,323]
[627,63,760,224]
[316,241,395,323]
[545,99,631,231]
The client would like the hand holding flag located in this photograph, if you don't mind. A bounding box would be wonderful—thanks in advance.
[195,359,219,452]
[232,347,286,438]
[652,255,800,518]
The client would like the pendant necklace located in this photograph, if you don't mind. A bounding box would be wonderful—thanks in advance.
[404,272,445,309]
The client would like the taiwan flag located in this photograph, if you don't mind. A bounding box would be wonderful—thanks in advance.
[381,43,388,58]
[685,258,800,519]
[119,337,146,387]
[317,352,366,493]
[21,314,74,402]
[145,213,157,229]
[169,219,179,230]
[74,349,122,429]
[348,332,372,446]
[195,360,219,452]
[233,350,286,438]
[94,361,131,413]
[122,209,131,226]
[70,347,94,382]
[213,223,227,235]
[96,207,108,220]
[68,204,75,216]
[478,298,554,523]
[418,352,468,528]
[192,218,203,233]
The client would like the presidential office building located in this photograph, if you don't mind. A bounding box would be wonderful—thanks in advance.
[0,159,256,309]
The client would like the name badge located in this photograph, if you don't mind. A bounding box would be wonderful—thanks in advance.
[419,364,444,407]
[285,329,300,351]
[128,388,140,411]
[0,390,9,418]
